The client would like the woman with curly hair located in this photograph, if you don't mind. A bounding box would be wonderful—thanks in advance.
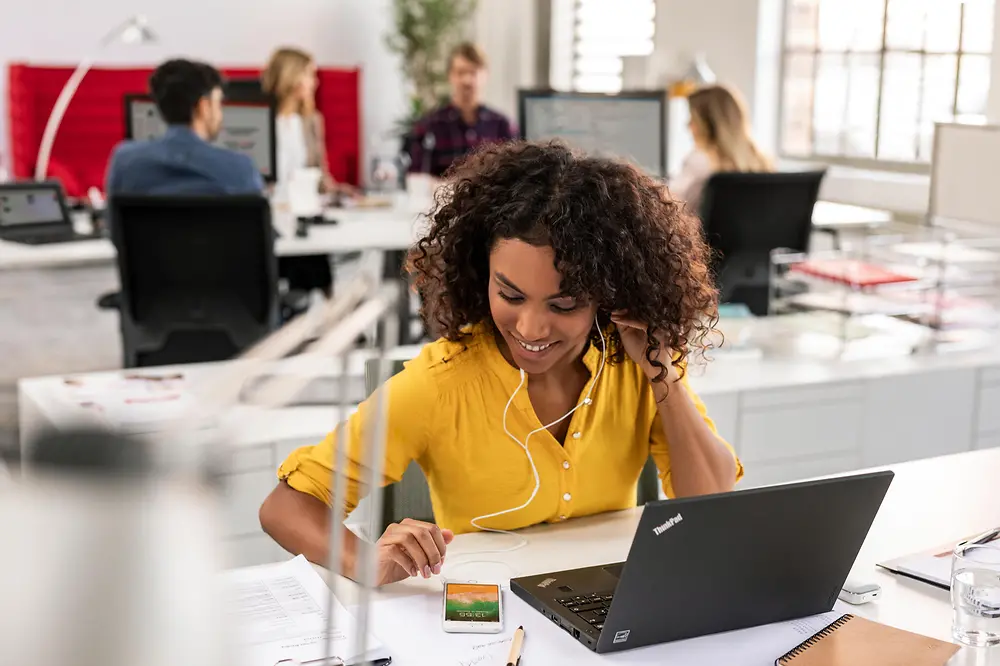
[260,142,743,586]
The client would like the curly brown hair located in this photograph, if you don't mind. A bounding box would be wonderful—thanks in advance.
[407,141,718,382]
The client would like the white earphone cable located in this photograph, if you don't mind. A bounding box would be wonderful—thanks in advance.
[446,318,607,574]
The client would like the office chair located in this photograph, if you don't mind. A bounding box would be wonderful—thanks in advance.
[108,195,280,368]
[699,170,826,315]
[363,359,435,532]
[364,359,663,533]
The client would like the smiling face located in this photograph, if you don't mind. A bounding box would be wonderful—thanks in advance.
[488,239,598,375]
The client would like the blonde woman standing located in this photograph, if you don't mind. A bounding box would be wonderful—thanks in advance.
[671,85,772,214]
[262,47,353,196]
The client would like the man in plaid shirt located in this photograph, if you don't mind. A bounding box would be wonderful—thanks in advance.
[407,42,517,178]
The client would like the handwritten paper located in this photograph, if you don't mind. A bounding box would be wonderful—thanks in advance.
[364,586,851,666]
[457,637,512,666]
[225,555,388,666]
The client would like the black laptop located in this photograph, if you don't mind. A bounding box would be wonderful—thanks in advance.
[511,471,893,653]
[0,181,95,245]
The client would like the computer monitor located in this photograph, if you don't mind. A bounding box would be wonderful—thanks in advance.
[518,90,668,178]
[224,78,266,102]
[123,93,277,183]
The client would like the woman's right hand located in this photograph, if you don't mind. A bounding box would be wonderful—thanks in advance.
[375,518,454,586]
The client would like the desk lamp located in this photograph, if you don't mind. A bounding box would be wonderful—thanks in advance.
[34,15,157,181]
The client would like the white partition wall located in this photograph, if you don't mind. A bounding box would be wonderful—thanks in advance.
[930,122,1000,228]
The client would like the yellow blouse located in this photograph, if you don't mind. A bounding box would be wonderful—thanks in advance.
[277,327,743,534]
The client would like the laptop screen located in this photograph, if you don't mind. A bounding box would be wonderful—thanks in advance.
[0,187,66,228]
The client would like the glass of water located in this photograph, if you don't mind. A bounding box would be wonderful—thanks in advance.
[952,542,1000,647]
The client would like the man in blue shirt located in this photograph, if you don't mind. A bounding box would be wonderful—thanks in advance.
[106,59,263,195]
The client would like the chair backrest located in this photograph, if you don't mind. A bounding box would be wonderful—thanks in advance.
[364,358,436,531]
[699,170,826,315]
[110,194,279,367]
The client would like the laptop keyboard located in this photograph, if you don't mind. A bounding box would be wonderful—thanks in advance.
[556,592,614,631]
[9,232,85,246]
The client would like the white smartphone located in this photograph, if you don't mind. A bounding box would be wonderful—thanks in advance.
[441,580,504,634]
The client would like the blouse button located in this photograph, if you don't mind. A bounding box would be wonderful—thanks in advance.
[572,432,582,440]
[562,461,571,470]
[563,492,572,502]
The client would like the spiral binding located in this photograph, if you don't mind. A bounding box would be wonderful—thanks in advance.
[776,614,855,665]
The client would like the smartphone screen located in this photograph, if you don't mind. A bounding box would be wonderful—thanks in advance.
[444,583,501,623]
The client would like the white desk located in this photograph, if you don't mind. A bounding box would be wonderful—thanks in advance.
[0,202,424,271]
[811,201,893,230]
[0,199,885,272]
[316,448,1000,665]
[18,334,1000,566]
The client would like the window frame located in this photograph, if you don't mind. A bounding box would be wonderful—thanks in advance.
[570,0,656,94]
[777,0,992,174]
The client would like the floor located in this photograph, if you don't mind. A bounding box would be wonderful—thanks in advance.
[0,265,121,464]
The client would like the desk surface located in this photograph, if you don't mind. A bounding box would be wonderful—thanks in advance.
[18,330,1000,448]
[0,202,425,271]
[812,200,893,228]
[324,447,1000,664]
[0,199,887,272]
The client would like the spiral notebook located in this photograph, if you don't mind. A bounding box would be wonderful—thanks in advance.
[775,614,959,666]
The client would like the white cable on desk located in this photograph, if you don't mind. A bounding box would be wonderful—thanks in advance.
[446,319,607,576]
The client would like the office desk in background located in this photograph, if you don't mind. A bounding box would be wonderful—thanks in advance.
[811,201,893,229]
[0,199,888,272]
[320,448,1000,665]
[18,336,1000,566]
[0,201,425,272]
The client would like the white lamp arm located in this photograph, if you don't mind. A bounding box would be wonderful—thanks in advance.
[33,55,97,181]
[33,16,149,181]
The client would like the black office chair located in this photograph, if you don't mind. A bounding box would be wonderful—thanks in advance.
[699,170,826,316]
[364,359,662,534]
[108,195,280,368]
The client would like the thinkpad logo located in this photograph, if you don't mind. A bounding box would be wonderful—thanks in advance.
[613,630,630,644]
[536,577,557,589]
[652,512,683,536]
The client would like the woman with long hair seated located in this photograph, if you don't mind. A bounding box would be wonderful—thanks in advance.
[262,46,354,197]
[259,141,743,586]
[671,84,773,213]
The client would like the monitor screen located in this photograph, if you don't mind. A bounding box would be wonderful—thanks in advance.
[0,187,65,228]
[125,97,275,179]
[519,92,666,177]
[216,102,274,179]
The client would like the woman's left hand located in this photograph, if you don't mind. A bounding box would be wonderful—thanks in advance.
[610,312,677,381]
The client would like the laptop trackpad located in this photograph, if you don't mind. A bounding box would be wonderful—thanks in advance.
[603,563,624,579]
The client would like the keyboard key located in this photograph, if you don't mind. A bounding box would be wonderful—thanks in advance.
[569,606,582,613]
[574,602,605,613]
[595,623,604,630]
[587,617,600,625]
